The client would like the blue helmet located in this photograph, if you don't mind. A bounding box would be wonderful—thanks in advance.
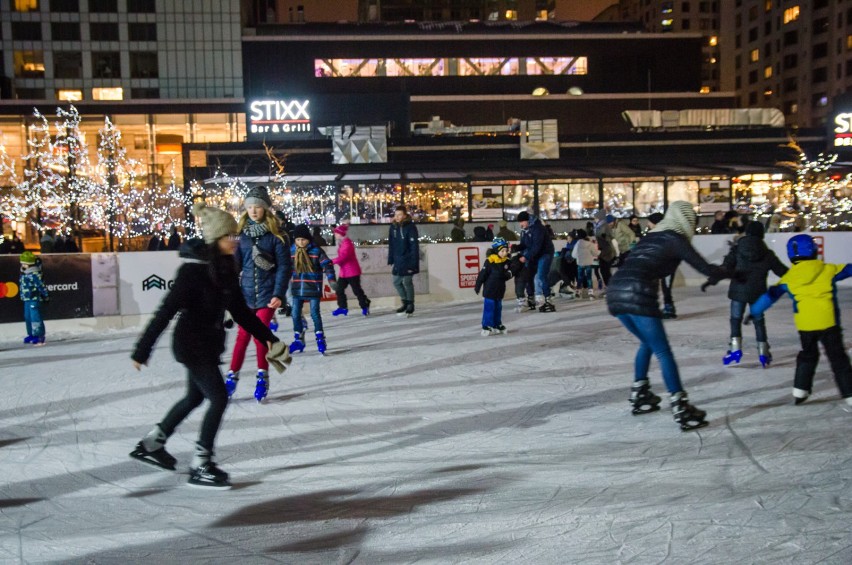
[787,234,817,263]
[491,237,508,251]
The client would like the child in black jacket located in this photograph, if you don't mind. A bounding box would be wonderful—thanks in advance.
[475,238,515,335]
[130,203,291,489]
[703,221,788,367]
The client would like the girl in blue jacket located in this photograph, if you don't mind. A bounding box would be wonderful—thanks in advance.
[226,186,291,402]
[289,224,337,354]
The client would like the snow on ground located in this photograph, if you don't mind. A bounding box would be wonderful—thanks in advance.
[1,288,852,564]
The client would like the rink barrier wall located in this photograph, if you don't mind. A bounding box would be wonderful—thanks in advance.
[0,232,850,336]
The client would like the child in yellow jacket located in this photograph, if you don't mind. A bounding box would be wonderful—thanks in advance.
[749,234,852,406]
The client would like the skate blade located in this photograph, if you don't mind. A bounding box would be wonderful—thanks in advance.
[679,420,709,431]
[129,452,176,471]
[187,480,232,490]
[631,405,661,415]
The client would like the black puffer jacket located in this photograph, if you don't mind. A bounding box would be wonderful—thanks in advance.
[607,231,728,318]
[132,240,278,366]
[474,252,514,300]
[722,235,788,303]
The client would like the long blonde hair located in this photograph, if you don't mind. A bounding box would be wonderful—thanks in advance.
[294,243,314,273]
[238,209,289,246]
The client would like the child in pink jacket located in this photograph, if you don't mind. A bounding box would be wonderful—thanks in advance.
[331,224,372,316]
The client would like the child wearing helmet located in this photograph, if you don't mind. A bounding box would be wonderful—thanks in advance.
[474,237,515,336]
[19,251,49,345]
[749,234,852,406]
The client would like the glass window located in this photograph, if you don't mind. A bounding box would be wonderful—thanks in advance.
[130,52,158,78]
[57,89,83,101]
[783,6,799,24]
[13,0,38,11]
[90,23,119,41]
[503,184,534,220]
[750,48,759,62]
[14,51,44,78]
[12,22,42,41]
[275,184,338,225]
[131,87,159,99]
[634,181,664,216]
[129,23,157,42]
[668,179,699,208]
[338,184,400,224]
[569,183,599,218]
[406,182,468,222]
[89,0,117,12]
[51,23,80,41]
[50,0,78,11]
[603,182,633,217]
[525,57,588,75]
[92,51,121,78]
[538,183,570,219]
[92,87,123,100]
[54,52,82,78]
[127,0,155,12]
[15,87,45,99]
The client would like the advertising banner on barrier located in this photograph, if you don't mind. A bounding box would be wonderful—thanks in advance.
[0,254,93,323]
[117,252,183,316]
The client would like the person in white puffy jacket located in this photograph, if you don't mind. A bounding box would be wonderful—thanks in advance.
[572,229,600,299]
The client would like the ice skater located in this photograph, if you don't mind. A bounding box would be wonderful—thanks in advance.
[748,234,852,406]
[517,210,556,312]
[130,203,291,488]
[331,223,371,317]
[474,238,514,335]
[702,221,787,367]
[388,205,420,316]
[225,186,291,402]
[289,224,337,355]
[572,229,599,300]
[19,251,49,346]
[606,201,729,431]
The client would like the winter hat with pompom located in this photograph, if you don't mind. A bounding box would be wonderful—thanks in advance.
[192,202,237,244]
[333,224,349,237]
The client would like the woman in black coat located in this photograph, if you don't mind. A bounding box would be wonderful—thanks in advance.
[607,201,729,431]
[130,203,290,489]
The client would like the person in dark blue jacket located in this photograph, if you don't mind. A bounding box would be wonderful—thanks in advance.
[388,205,420,317]
[226,186,291,402]
[289,224,336,355]
[517,211,556,312]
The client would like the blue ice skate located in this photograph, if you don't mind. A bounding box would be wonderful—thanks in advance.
[289,332,305,354]
[723,337,742,365]
[225,371,238,398]
[316,331,327,355]
[254,371,268,403]
[269,318,278,332]
[757,342,772,368]
[332,308,348,317]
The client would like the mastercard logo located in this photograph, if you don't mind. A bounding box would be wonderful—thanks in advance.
[0,282,19,298]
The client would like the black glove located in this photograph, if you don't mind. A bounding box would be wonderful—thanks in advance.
[700,281,711,293]
[743,313,753,326]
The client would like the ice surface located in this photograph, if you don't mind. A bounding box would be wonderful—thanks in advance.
[2,288,852,564]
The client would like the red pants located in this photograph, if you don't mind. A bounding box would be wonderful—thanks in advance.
[229,307,275,373]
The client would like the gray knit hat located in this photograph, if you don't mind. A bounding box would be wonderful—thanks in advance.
[192,203,238,244]
[244,186,272,210]
[650,201,697,240]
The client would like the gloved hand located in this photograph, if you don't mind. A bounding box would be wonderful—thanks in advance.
[743,313,753,326]
[223,313,234,329]
[265,341,292,374]
[329,279,338,293]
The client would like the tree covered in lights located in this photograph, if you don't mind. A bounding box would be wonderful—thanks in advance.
[0,144,20,223]
[774,141,852,231]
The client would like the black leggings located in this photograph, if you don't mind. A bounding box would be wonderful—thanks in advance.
[159,362,229,452]
[336,275,371,309]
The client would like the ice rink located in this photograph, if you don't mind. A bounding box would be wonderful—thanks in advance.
[1,287,852,564]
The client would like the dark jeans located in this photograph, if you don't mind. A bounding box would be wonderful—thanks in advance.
[598,258,613,286]
[515,264,532,299]
[534,254,553,297]
[617,314,684,393]
[795,326,852,398]
[482,298,503,328]
[577,266,594,289]
[336,275,370,310]
[159,362,228,452]
[730,300,767,342]
[293,296,323,334]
